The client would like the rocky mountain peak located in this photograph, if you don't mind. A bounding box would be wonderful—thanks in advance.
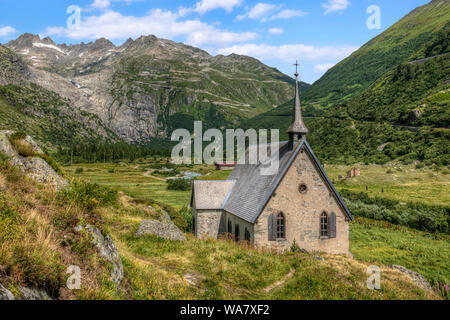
[41,36,56,46]
[7,33,41,49]
[121,38,134,49]
[92,38,115,51]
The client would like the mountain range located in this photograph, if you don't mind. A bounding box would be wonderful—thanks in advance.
[0,0,448,165]
[3,34,300,146]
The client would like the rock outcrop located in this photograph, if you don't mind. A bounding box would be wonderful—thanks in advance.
[0,283,15,300]
[389,265,432,291]
[0,130,68,189]
[136,211,186,241]
[0,283,54,300]
[408,108,424,123]
[75,225,124,285]
[0,44,30,86]
[18,287,53,300]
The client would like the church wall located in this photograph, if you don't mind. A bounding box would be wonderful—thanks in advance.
[193,208,223,239]
[223,211,254,242]
[254,148,350,255]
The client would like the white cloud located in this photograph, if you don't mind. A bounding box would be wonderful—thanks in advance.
[45,9,258,46]
[91,0,111,10]
[91,0,137,10]
[0,26,16,37]
[187,30,258,46]
[314,63,335,72]
[266,9,308,21]
[216,43,358,62]
[269,28,283,35]
[322,0,351,15]
[194,0,243,14]
[237,3,277,21]
[238,4,307,22]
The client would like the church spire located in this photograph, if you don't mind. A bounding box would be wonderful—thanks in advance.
[287,61,308,142]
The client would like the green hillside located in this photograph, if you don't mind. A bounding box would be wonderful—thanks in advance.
[340,25,449,126]
[243,2,450,166]
[303,0,450,103]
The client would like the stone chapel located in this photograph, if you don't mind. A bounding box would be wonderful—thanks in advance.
[191,65,353,255]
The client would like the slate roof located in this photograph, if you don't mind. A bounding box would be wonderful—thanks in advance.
[192,180,235,210]
[221,139,353,223]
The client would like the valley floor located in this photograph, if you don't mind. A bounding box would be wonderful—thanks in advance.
[63,159,449,299]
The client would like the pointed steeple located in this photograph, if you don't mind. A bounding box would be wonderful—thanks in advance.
[287,61,308,142]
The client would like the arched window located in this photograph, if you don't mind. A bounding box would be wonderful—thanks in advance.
[276,212,285,239]
[320,212,328,237]
[227,220,232,233]
[192,217,196,234]
[235,224,240,242]
[244,228,250,241]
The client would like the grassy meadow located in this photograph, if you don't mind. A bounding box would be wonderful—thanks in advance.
[64,160,449,208]
[98,195,441,300]
[62,158,449,297]
[0,148,447,300]
[328,164,450,206]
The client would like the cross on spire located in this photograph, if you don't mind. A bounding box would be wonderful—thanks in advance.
[287,59,308,141]
[294,60,299,79]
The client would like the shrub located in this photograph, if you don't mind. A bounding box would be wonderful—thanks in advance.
[167,179,191,191]
[10,139,35,157]
[434,282,449,300]
[9,131,26,141]
[59,180,118,211]
[178,206,193,233]
[341,189,449,234]
[10,245,65,298]
[290,239,303,253]
[0,151,9,162]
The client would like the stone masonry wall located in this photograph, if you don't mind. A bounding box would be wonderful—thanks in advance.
[254,148,350,255]
[223,211,254,242]
[193,208,223,239]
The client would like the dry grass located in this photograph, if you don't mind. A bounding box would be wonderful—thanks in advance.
[0,173,5,190]
[0,159,124,299]
[9,138,35,157]
[325,255,439,300]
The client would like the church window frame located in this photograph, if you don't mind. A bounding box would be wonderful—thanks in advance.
[320,212,328,238]
[244,228,251,242]
[276,212,286,240]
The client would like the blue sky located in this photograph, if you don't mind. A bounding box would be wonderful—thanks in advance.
[0,0,429,83]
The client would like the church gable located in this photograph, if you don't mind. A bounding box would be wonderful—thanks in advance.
[252,143,351,255]
[252,141,353,224]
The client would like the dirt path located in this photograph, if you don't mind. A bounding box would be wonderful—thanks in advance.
[143,170,166,181]
[263,268,295,293]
